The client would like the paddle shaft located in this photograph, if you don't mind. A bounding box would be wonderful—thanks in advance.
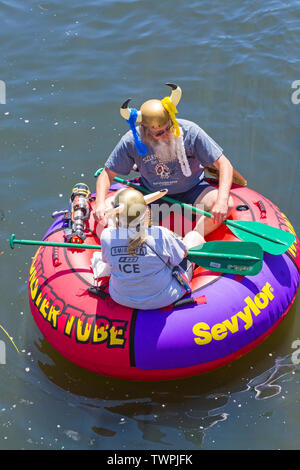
[10,235,101,251]
[10,235,258,261]
[95,169,216,217]
[109,175,286,246]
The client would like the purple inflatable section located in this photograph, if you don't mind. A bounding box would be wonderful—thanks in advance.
[133,253,299,370]
[42,214,67,240]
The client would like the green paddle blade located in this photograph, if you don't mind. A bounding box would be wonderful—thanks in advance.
[187,241,263,276]
[224,220,295,255]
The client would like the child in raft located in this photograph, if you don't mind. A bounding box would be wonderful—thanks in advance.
[92,187,204,310]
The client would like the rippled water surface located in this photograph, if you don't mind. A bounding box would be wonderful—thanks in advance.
[1,0,300,450]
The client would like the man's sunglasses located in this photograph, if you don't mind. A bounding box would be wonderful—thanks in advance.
[149,122,173,137]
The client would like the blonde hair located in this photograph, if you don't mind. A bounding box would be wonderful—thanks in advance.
[128,208,150,256]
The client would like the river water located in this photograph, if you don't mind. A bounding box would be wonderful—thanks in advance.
[1,0,300,451]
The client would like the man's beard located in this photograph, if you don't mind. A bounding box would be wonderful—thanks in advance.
[139,125,192,177]
[140,126,179,163]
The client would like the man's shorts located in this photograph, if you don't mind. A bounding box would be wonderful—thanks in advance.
[139,179,212,205]
[167,180,212,205]
[139,179,213,226]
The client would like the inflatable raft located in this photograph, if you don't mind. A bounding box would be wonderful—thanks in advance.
[28,179,300,381]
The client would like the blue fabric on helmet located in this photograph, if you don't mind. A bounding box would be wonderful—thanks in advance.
[127,108,147,156]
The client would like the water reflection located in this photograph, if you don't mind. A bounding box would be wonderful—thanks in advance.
[33,301,298,448]
[247,357,297,400]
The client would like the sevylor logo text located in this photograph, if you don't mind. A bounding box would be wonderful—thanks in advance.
[193,282,275,345]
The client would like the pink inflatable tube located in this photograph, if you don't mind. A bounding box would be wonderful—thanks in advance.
[28,182,300,380]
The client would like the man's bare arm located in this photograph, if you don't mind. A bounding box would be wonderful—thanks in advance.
[213,154,233,203]
[210,154,233,223]
[94,167,117,221]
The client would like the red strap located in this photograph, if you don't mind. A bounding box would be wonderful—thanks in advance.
[161,294,207,312]
[233,274,244,283]
[194,295,207,305]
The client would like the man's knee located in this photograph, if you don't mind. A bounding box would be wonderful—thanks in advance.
[195,188,218,210]
[195,190,234,220]
[228,195,234,215]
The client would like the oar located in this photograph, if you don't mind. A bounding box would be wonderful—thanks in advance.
[9,234,101,251]
[204,165,247,187]
[188,240,263,276]
[94,170,295,255]
[9,234,262,276]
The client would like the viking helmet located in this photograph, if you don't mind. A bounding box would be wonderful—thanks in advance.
[120,83,182,129]
[139,99,169,129]
[110,188,168,227]
[114,188,147,227]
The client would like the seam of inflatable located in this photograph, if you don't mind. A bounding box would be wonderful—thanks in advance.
[129,310,139,367]
[63,247,93,288]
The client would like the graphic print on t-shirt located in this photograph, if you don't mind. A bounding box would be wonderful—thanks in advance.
[111,245,146,274]
[155,162,171,179]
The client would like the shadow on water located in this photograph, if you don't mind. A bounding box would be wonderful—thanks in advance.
[32,296,299,448]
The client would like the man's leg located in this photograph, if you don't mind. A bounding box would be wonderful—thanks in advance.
[183,230,205,249]
[193,187,234,237]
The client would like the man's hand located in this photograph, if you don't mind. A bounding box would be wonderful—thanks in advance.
[94,167,117,225]
[210,199,229,224]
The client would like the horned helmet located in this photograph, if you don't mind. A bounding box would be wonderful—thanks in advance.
[114,188,147,228]
[112,188,168,228]
[119,84,182,154]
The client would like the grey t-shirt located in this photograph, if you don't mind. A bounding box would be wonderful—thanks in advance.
[101,226,187,309]
[105,119,223,194]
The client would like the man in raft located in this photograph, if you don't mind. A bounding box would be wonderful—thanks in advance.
[94,83,234,244]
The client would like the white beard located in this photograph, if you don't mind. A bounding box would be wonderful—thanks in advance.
[152,137,177,163]
[141,126,192,177]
